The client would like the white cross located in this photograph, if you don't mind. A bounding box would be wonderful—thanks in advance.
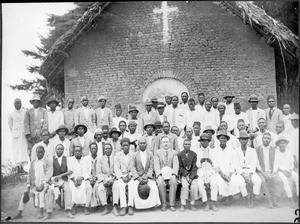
[154,1,178,44]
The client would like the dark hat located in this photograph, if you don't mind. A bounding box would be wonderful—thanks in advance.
[138,182,150,200]
[198,92,205,97]
[248,94,259,102]
[46,97,59,107]
[102,125,109,133]
[29,95,41,104]
[193,121,201,127]
[238,130,250,139]
[109,127,121,138]
[198,133,210,141]
[144,123,155,131]
[154,121,162,128]
[267,95,275,102]
[151,97,158,103]
[128,106,139,113]
[115,104,122,110]
[74,124,87,134]
[234,102,241,108]
[216,130,230,140]
[22,191,30,203]
[157,102,165,109]
[120,137,130,145]
[224,95,235,99]
[203,125,215,135]
[55,124,69,135]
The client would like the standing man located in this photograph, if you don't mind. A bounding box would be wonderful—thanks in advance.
[289,113,299,168]
[127,121,142,154]
[165,95,172,108]
[165,96,186,134]
[185,98,201,129]
[119,120,129,139]
[246,94,266,134]
[144,123,156,155]
[24,95,48,160]
[195,92,205,114]
[282,104,293,134]
[140,101,159,134]
[200,100,218,131]
[216,102,235,133]
[233,102,250,132]
[155,121,180,152]
[224,95,235,116]
[49,125,70,157]
[74,96,95,141]
[211,97,219,116]
[8,98,28,173]
[151,97,159,113]
[179,92,189,112]
[46,97,64,139]
[265,95,283,133]
[62,98,76,140]
[70,124,93,157]
[112,104,127,131]
[127,105,142,135]
[95,96,113,130]
[177,139,198,212]
[157,102,167,123]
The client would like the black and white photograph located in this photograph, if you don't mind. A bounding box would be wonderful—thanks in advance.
[1,1,299,222]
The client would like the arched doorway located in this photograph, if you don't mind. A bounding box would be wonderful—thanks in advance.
[142,78,189,103]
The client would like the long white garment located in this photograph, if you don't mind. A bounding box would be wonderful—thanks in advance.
[165,107,186,131]
[49,138,71,157]
[282,114,293,134]
[31,141,53,161]
[200,110,218,131]
[112,116,127,130]
[232,112,250,134]
[225,102,235,116]
[8,108,28,166]
[185,109,201,129]
[289,127,299,162]
[216,114,235,132]
[47,110,64,133]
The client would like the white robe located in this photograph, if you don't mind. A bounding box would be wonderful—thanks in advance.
[8,108,29,166]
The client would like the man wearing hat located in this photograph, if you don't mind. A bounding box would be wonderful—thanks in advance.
[74,96,95,141]
[194,133,219,212]
[112,104,127,131]
[177,139,198,212]
[195,92,206,114]
[179,92,189,112]
[49,125,70,157]
[154,136,179,212]
[151,97,159,112]
[131,137,161,209]
[186,98,201,129]
[213,130,245,204]
[127,105,142,135]
[192,121,201,139]
[114,138,135,216]
[273,134,298,208]
[224,95,235,116]
[101,125,110,144]
[289,113,299,168]
[246,94,266,133]
[235,131,262,208]
[156,102,167,123]
[140,101,160,135]
[264,95,283,133]
[8,98,28,173]
[127,120,142,154]
[24,94,48,160]
[218,121,239,150]
[70,124,93,157]
[144,123,156,155]
[200,100,218,132]
[216,102,235,133]
[95,96,113,130]
[203,125,216,149]
[232,102,249,135]
[155,121,180,152]
[108,127,122,156]
[62,98,76,140]
[154,121,163,136]
[47,97,64,139]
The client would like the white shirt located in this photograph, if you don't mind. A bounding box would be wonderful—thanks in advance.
[165,106,186,130]
[31,140,53,161]
[79,136,85,147]
[68,156,89,179]
[214,145,235,175]
[112,116,127,130]
[195,104,205,114]
[56,155,63,166]
[262,145,271,172]
[282,114,293,134]
[82,106,90,119]
[34,108,38,117]
[273,149,294,172]
[216,114,235,132]
[232,112,250,130]
[235,146,258,174]
[225,102,235,116]
[47,110,64,133]
[140,150,147,169]
[185,109,201,129]
[123,152,130,166]
[251,109,259,131]
[289,127,299,161]
[200,109,218,131]
[50,137,71,157]
[253,130,276,149]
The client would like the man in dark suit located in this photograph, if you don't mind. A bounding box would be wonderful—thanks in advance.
[177,139,198,212]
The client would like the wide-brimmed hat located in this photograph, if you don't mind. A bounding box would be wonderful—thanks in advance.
[144,123,155,131]
[248,94,259,102]
[203,125,215,135]
[198,133,210,142]
[46,97,59,107]
[29,95,41,104]
[109,127,121,138]
[238,130,249,139]
[128,106,139,113]
[74,124,87,134]
[56,124,69,135]
[97,95,107,102]
[138,182,150,200]
[290,113,299,120]
[128,120,137,127]
[157,102,165,109]
[216,130,230,140]
[154,121,162,128]
[151,97,158,103]
[224,95,235,99]
[275,134,289,146]
[161,166,173,180]
[145,101,152,106]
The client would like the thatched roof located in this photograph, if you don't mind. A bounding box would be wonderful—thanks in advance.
[40,1,298,91]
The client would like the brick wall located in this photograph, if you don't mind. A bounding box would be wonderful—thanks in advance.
[64,1,276,116]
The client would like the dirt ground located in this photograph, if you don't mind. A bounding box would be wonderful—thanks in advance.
[1,174,298,223]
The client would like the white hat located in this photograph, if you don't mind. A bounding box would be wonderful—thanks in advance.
[161,166,173,180]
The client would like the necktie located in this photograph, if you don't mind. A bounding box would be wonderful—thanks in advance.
[172,108,176,126]
[165,150,169,165]
[107,156,110,168]
[220,114,223,123]
[269,109,273,119]
[102,142,105,155]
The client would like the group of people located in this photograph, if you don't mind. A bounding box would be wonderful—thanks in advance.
[8,92,299,220]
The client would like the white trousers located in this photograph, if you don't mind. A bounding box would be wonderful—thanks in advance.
[69,180,88,205]
[278,171,299,198]
[197,174,219,202]
[242,172,262,195]
[118,178,134,208]
[217,173,247,197]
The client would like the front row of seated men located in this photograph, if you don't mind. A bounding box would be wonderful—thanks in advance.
[14,124,298,220]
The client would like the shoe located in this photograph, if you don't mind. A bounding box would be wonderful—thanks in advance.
[37,208,44,219]
[119,207,126,216]
[13,212,22,220]
[161,204,167,212]
[268,200,273,208]
[204,203,209,212]
[112,206,119,216]
[170,206,176,212]
[71,206,77,215]
[179,205,185,212]
[101,205,110,216]
[42,212,52,220]
[210,204,218,212]
[85,207,91,215]
[128,206,134,215]
[66,210,75,219]
[191,205,197,211]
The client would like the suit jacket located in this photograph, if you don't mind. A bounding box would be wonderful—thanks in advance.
[96,155,115,183]
[131,151,154,180]
[154,148,179,177]
[155,132,180,152]
[145,135,156,155]
[256,145,276,172]
[114,151,133,179]
[246,108,266,131]
[74,106,95,130]
[24,107,48,138]
[107,139,122,156]
[69,136,93,157]
[264,107,283,133]
[95,107,113,129]
[177,150,198,180]
[28,157,53,187]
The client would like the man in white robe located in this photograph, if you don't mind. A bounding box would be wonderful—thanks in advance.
[112,104,127,131]
[224,95,235,116]
[282,104,293,134]
[185,98,201,129]
[289,113,299,168]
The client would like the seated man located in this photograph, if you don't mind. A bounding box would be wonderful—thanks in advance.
[68,145,91,215]
[154,136,179,212]
[177,139,198,212]
[14,146,53,220]
[96,143,119,216]
[131,137,161,210]
[235,131,262,208]
[45,144,74,219]
[114,138,135,216]
[194,133,219,211]
[274,135,298,208]
[108,127,122,156]
[203,125,216,149]
[256,132,283,208]
[70,124,92,156]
